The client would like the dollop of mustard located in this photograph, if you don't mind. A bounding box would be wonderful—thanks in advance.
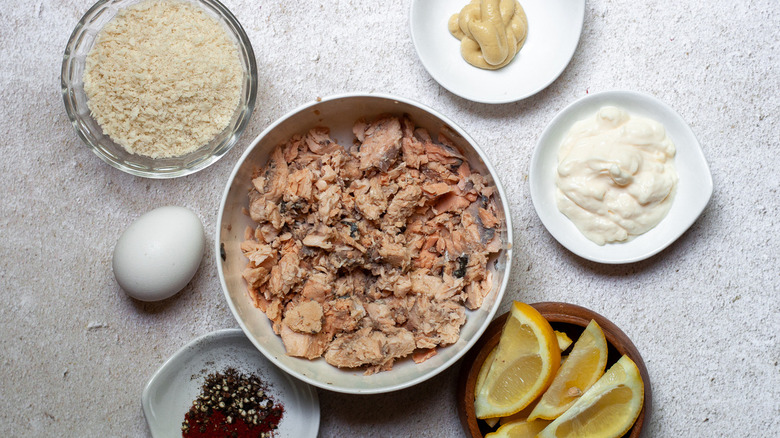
[448,0,528,70]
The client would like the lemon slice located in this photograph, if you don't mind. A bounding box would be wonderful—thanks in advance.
[475,345,499,395]
[555,330,573,351]
[479,329,569,398]
[498,400,538,425]
[537,355,644,438]
[529,319,608,420]
[477,331,570,400]
[483,417,500,428]
[486,418,551,438]
[474,302,560,419]
[475,346,501,428]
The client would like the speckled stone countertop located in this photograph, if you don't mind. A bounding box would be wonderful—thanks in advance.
[1,0,778,436]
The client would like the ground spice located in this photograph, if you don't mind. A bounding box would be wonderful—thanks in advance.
[182,368,284,438]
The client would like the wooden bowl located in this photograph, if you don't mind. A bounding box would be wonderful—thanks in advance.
[456,302,651,438]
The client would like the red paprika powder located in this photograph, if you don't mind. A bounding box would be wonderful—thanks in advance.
[182,368,284,438]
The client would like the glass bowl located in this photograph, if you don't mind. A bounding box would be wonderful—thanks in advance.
[61,0,257,179]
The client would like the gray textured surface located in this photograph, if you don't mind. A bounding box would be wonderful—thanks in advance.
[1,0,778,436]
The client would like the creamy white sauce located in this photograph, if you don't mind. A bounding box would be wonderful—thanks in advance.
[555,106,678,245]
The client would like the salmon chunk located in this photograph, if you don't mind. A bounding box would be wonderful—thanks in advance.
[354,116,403,172]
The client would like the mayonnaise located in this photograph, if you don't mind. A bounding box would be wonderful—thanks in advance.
[448,0,528,70]
[555,106,678,245]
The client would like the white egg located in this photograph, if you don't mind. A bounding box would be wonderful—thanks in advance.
[112,206,205,302]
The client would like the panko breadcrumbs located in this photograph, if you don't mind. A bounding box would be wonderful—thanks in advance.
[83,0,243,158]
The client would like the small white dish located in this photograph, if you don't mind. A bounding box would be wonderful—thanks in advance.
[409,0,585,104]
[142,329,319,438]
[529,90,713,264]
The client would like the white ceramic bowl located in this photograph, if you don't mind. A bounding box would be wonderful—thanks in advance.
[410,0,585,103]
[142,329,319,438]
[530,90,713,264]
[216,93,513,394]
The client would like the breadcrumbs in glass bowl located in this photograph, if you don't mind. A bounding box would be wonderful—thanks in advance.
[61,0,257,178]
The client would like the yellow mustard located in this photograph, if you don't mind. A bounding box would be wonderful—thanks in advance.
[448,0,528,70]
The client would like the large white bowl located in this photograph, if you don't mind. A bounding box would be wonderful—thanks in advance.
[530,90,713,264]
[216,93,513,394]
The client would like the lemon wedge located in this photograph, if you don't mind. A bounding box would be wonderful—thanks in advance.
[474,302,560,419]
[537,355,644,438]
[486,418,551,438]
[475,346,501,428]
[479,329,569,398]
[498,400,539,425]
[475,344,498,396]
[555,330,573,351]
[529,319,608,420]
